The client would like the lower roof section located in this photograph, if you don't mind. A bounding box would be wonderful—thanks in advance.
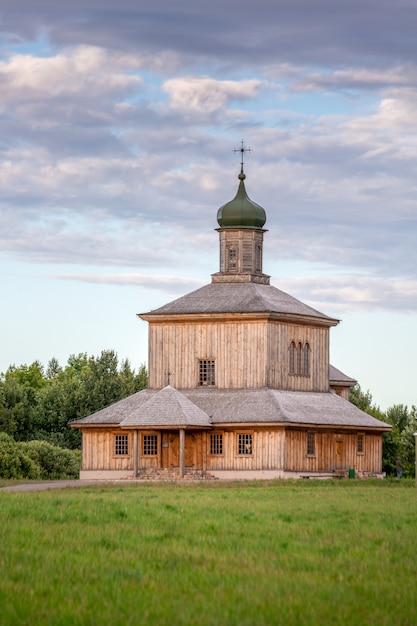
[72,387,390,431]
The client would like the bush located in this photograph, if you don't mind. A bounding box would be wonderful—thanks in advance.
[0,433,81,480]
[0,433,41,479]
[20,440,81,479]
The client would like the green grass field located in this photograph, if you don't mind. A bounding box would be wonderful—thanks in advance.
[1,480,416,626]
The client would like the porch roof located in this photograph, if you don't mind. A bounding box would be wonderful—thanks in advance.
[119,385,212,429]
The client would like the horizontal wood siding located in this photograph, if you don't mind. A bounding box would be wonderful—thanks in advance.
[285,429,383,473]
[81,428,134,471]
[267,321,330,392]
[148,320,268,389]
[207,428,285,471]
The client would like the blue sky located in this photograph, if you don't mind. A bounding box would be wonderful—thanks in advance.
[1,0,417,410]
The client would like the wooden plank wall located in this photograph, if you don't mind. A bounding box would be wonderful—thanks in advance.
[267,321,330,392]
[207,429,286,471]
[148,320,269,389]
[82,429,134,471]
[148,319,331,392]
[285,429,382,473]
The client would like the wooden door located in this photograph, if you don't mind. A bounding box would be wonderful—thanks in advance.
[161,432,197,468]
[336,440,343,469]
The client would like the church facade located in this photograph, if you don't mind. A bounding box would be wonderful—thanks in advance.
[72,161,390,480]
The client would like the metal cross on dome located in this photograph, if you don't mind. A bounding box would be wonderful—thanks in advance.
[234,140,251,170]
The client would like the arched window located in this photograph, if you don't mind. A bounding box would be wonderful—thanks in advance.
[296,342,302,375]
[289,342,295,374]
[302,342,310,376]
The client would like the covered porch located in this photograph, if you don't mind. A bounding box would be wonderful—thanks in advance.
[120,386,212,478]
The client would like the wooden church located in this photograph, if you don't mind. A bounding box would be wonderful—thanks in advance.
[72,155,390,480]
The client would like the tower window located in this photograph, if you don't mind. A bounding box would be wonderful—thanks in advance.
[289,342,295,374]
[227,245,237,271]
[255,243,262,272]
[289,341,310,377]
[198,360,215,386]
[302,343,310,376]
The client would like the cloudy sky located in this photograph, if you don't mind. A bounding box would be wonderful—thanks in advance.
[1,0,416,409]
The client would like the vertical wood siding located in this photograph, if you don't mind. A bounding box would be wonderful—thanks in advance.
[284,429,382,473]
[267,321,330,392]
[148,318,331,392]
[148,320,269,389]
[207,429,286,471]
[82,429,134,471]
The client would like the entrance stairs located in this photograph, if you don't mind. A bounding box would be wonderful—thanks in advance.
[136,467,218,481]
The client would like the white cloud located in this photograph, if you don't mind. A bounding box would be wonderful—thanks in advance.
[0,46,142,105]
[273,275,417,314]
[163,77,263,113]
[53,273,205,294]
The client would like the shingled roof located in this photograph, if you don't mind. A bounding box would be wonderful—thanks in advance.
[140,281,338,323]
[72,386,389,430]
[120,385,212,428]
[329,364,357,386]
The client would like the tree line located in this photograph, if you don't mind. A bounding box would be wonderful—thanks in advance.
[0,350,415,478]
[349,385,416,477]
[0,349,147,449]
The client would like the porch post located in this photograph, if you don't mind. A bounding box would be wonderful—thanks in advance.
[133,430,138,477]
[179,428,185,478]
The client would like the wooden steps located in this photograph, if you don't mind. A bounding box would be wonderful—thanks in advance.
[136,467,218,481]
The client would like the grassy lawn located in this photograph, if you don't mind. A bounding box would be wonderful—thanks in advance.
[1,480,416,626]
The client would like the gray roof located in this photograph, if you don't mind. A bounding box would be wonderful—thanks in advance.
[329,364,357,385]
[120,385,212,428]
[140,282,338,323]
[72,387,390,430]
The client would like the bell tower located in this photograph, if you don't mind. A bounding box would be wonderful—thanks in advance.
[212,143,270,285]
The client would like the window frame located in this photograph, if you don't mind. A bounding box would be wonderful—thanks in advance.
[143,434,158,456]
[114,434,129,457]
[289,341,310,377]
[357,433,365,455]
[306,432,316,457]
[198,359,216,387]
[236,432,253,456]
[209,432,224,456]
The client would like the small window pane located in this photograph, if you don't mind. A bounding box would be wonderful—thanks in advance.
[289,342,295,374]
[302,343,309,376]
[357,434,364,454]
[199,360,215,386]
[306,433,315,456]
[238,433,252,455]
[115,435,129,456]
[143,435,158,456]
[296,343,302,374]
[210,433,223,455]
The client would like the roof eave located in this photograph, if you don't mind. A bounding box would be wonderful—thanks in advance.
[139,311,339,327]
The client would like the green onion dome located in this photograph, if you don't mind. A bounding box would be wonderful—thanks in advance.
[217,170,266,229]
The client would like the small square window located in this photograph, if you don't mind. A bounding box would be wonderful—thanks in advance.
[199,360,215,386]
[143,435,158,456]
[238,433,252,455]
[306,432,315,456]
[210,433,223,455]
[115,434,129,456]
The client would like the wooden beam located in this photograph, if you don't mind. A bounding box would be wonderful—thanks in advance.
[133,430,138,477]
[179,429,185,477]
